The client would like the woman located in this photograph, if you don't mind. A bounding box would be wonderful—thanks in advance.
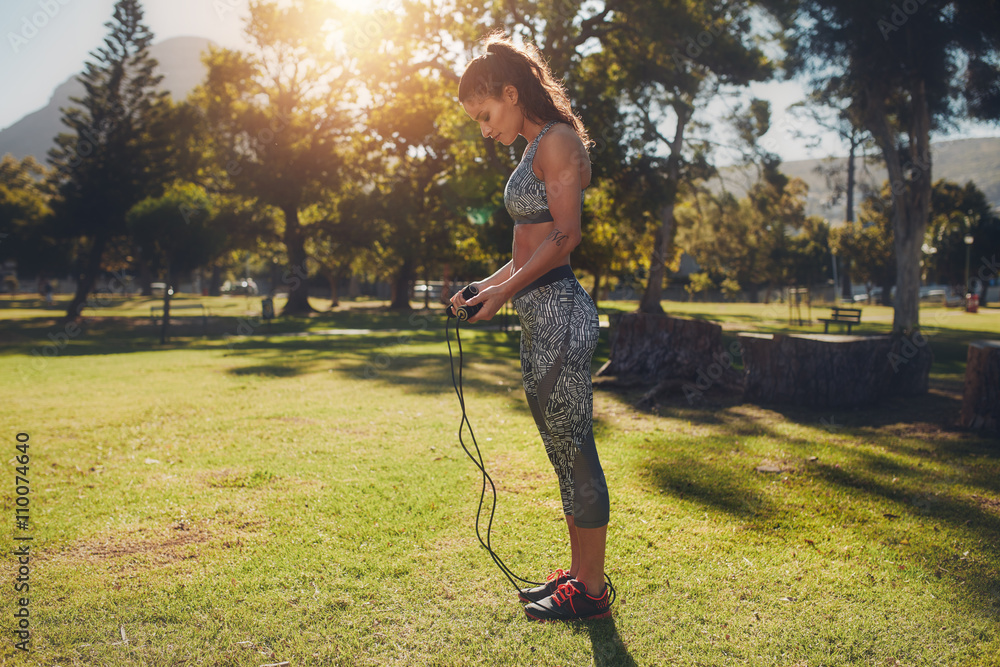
[450,33,612,622]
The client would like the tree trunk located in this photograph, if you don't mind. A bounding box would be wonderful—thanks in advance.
[327,271,340,309]
[64,234,107,323]
[136,254,153,296]
[640,211,671,314]
[639,104,687,314]
[209,263,223,297]
[841,267,853,301]
[590,269,601,308]
[390,256,414,311]
[845,133,857,223]
[280,204,314,315]
[879,281,893,306]
[839,132,858,303]
[960,340,1000,435]
[868,80,932,334]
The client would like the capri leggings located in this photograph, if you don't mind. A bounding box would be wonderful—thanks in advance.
[512,265,610,529]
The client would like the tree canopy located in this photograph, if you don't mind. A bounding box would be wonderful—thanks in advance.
[1,0,997,325]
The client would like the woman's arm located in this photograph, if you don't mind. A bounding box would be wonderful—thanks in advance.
[465,128,588,322]
[477,259,514,290]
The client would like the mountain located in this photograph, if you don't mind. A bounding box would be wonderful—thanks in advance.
[0,36,214,164]
[714,137,1000,220]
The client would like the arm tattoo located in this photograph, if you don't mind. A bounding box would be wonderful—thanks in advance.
[546,228,571,247]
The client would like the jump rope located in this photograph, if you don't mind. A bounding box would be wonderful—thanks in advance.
[444,284,616,603]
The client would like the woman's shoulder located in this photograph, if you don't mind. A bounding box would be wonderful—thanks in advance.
[537,121,587,160]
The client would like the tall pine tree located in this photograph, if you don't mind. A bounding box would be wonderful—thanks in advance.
[48,0,169,322]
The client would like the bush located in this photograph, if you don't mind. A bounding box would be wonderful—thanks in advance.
[685,272,715,301]
[721,278,742,301]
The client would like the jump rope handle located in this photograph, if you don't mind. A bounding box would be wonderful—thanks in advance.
[446,283,483,321]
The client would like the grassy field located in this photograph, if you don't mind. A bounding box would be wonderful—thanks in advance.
[1,294,998,666]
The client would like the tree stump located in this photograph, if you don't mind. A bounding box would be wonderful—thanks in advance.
[739,333,899,408]
[885,330,934,397]
[597,312,739,389]
[960,340,1000,435]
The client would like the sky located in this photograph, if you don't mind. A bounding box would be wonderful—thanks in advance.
[2,0,997,164]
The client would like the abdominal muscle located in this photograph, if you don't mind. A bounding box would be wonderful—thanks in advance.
[511,221,567,274]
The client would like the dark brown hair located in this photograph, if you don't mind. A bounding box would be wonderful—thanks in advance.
[459,32,592,149]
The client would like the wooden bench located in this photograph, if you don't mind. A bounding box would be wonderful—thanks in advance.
[151,304,210,332]
[819,307,861,334]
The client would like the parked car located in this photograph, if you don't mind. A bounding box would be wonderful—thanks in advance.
[222,278,258,295]
[412,281,443,300]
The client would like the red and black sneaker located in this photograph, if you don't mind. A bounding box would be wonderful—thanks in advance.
[517,568,573,604]
[523,578,614,621]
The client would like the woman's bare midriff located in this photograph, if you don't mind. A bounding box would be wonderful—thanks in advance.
[512,221,567,273]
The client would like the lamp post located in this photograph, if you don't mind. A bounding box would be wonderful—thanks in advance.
[964,233,974,294]
[828,219,839,304]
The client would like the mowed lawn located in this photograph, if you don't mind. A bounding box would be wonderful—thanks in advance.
[1,295,999,666]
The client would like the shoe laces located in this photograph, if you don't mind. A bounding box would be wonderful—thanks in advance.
[551,580,582,606]
[547,568,571,583]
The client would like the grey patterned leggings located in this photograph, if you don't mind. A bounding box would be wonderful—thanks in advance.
[513,268,609,529]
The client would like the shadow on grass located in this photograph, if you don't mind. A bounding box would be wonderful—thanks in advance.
[649,457,777,523]
[810,455,1000,613]
[623,378,1000,615]
[571,615,637,667]
[229,364,302,377]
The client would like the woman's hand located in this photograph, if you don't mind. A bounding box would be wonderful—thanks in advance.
[449,282,478,310]
[463,283,511,323]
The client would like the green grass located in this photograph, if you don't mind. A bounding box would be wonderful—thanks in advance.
[1,295,998,666]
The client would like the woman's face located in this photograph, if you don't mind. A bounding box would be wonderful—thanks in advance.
[462,85,523,146]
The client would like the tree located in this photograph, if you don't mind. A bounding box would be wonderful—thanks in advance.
[305,183,380,309]
[195,0,351,315]
[788,91,875,300]
[685,272,714,301]
[787,214,832,290]
[676,160,828,301]
[924,179,1000,303]
[767,0,1000,334]
[597,1,774,313]
[573,179,650,306]
[47,0,171,322]
[0,155,63,275]
[830,188,896,305]
[126,182,226,342]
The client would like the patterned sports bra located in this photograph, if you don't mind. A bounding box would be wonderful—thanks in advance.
[504,121,586,225]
